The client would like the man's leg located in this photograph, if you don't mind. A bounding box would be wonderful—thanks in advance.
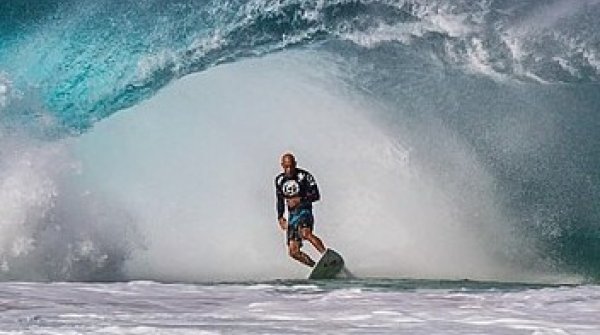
[288,240,315,267]
[300,227,326,254]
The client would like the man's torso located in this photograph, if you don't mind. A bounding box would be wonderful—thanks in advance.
[275,168,315,212]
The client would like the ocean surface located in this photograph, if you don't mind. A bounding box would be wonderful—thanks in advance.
[1,279,599,334]
[1,0,600,333]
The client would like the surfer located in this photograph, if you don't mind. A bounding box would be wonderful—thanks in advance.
[275,153,326,267]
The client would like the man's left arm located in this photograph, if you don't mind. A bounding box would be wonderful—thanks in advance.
[302,172,320,205]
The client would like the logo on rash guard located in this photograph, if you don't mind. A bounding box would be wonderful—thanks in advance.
[282,180,300,197]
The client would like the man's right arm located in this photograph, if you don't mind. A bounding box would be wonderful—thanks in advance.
[275,177,285,220]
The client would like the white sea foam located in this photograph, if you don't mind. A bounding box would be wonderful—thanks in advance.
[0,130,136,280]
[0,281,597,334]
[0,75,10,110]
[0,138,65,268]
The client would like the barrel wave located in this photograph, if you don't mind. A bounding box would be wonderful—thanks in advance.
[0,0,599,282]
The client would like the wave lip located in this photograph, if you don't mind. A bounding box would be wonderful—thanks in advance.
[0,0,597,132]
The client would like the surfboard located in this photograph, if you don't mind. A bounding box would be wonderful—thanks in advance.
[309,249,344,280]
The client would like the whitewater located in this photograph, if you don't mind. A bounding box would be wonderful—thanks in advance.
[1,0,600,333]
[0,280,598,334]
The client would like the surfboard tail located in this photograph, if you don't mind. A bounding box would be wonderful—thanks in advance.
[309,249,345,279]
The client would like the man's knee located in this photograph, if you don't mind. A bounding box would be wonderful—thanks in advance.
[288,244,300,258]
[300,228,313,240]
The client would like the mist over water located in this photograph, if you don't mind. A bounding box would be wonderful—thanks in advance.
[0,134,136,281]
[71,51,539,282]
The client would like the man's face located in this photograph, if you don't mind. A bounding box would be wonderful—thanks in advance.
[281,156,296,176]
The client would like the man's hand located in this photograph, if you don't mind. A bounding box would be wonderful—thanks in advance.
[286,196,302,209]
[278,217,287,230]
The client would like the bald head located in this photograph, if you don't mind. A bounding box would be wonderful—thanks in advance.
[280,152,297,176]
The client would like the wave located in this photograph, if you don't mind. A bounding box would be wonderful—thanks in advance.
[0,0,599,282]
[1,0,599,131]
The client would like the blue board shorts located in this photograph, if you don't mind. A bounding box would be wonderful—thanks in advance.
[287,209,314,246]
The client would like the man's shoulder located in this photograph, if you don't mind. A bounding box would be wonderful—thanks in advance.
[275,172,286,185]
[296,168,316,183]
[296,167,312,175]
